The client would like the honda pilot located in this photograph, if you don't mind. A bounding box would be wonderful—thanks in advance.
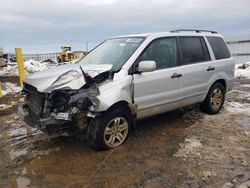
[18,29,235,150]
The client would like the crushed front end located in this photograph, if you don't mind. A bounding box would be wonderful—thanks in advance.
[18,83,99,134]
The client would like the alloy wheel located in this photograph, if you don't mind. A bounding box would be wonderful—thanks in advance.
[104,117,129,148]
[210,88,223,110]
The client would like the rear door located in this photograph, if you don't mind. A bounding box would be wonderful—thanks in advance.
[206,36,234,92]
[132,37,184,118]
[178,36,213,106]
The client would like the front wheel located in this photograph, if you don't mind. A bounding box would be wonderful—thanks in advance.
[200,82,225,114]
[87,107,131,151]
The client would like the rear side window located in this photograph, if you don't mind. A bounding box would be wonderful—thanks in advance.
[207,37,231,60]
[179,37,210,65]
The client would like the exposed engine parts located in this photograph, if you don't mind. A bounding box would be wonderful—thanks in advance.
[19,67,111,135]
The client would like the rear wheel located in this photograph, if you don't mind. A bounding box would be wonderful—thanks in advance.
[200,82,225,114]
[87,107,131,151]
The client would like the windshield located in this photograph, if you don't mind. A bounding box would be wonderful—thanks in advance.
[78,37,145,71]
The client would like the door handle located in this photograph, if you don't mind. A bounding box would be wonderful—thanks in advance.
[207,66,215,71]
[171,73,182,79]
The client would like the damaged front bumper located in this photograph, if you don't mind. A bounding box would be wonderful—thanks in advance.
[18,102,74,130]
[18,66,103,134]
[17,89,99,134]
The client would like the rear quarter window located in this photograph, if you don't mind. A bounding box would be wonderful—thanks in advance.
[207,37,231,60]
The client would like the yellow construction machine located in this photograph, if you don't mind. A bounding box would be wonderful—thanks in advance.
[57,46,85,63]
[57,46,74,63]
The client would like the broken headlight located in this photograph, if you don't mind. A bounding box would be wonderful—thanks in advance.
[49,91,71,112]
[49,90,94,113]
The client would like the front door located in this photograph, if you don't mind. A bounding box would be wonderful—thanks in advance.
[132,37,184,119]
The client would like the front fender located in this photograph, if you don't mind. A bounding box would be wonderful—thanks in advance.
[93,75,133,112]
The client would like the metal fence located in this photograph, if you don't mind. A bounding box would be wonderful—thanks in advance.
[6,52,60,62]
[225,35,250,64]
[7,51,85,62]
[23,52,60,61]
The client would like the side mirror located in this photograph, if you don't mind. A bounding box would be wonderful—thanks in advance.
[137,61,156,73]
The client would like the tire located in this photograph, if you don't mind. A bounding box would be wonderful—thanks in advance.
[87,107,131,151]
[200,82,225,114]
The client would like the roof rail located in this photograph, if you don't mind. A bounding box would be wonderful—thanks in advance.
[170,29,218,34]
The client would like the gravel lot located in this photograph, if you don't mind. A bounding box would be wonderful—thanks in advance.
[0,76,249,188]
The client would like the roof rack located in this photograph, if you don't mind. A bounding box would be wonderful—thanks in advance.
[170,29,217,34]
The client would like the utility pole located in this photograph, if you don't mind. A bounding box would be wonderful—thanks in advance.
[15,48,25,87]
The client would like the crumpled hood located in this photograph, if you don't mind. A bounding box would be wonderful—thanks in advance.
[24,63,113,93]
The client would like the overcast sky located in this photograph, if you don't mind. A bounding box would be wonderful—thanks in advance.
[0,0,250,53]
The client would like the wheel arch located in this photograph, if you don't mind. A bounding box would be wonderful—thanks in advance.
[106,100,130,113]
[200,80,226,114]
[94,100,136,129]
[203,78,227,102]
[215,79,227,91]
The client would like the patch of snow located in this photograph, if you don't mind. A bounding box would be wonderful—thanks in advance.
[10,148,28,160]
[1,82,22,96]
[8,127,27,138]
[16,177,30,188]
[200,170,217,180]
[0,65,18,76]
[235,62,250,79]
[237,180,250,188]
[0,104,8,109]
[241,84,250,88]
[0,59,50,76]
[229,90,250,99]
[173,137,203,158]
[0,102,17,111]
[225,101,250,115]
[24,59,49,73]
[222,182,234,188]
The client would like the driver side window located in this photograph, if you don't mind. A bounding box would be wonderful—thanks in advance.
[139,38,177,70]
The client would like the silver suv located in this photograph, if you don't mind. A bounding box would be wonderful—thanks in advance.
[18,29,235,150]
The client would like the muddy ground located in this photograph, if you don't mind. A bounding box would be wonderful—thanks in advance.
[0,78,249,188]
